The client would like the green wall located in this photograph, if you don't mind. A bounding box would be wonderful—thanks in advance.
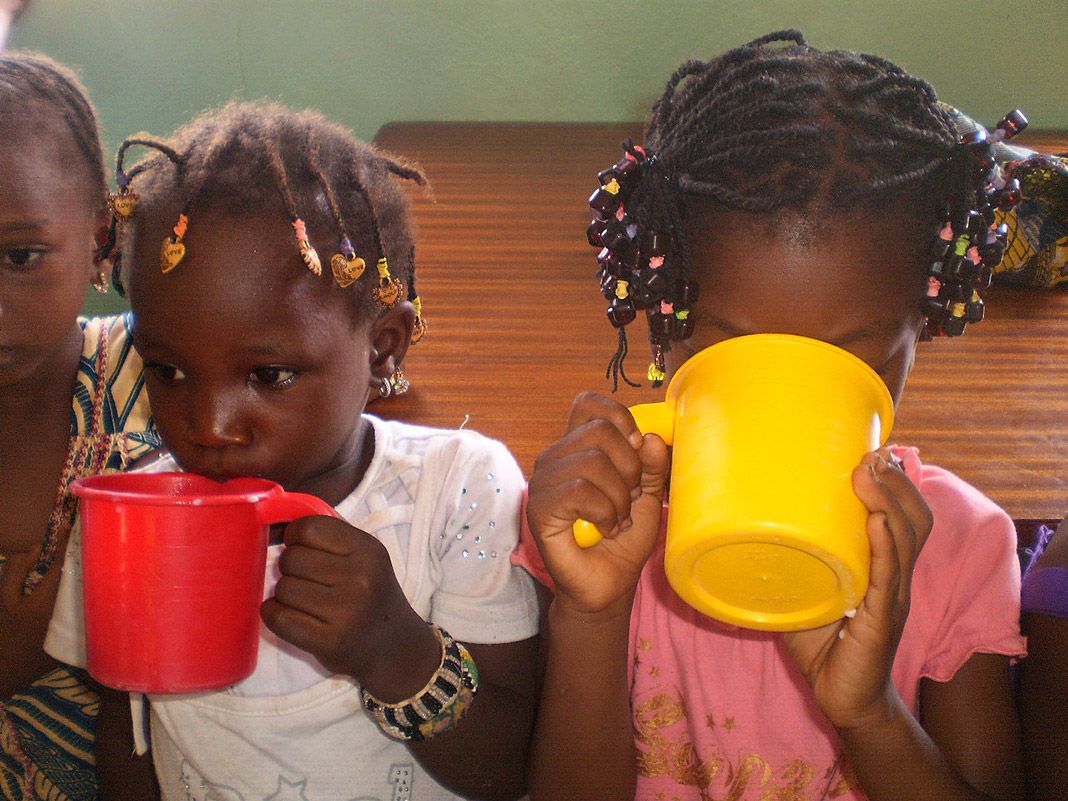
[10,0,1067,316]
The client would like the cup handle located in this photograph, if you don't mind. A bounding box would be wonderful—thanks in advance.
[572,401,674,548]
[256,491,339,528]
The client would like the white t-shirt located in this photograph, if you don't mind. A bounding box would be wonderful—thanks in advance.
[46,415,539,801]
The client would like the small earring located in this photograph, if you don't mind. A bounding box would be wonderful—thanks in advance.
[91,269,109,295]
[379,377,393,399]
[389,367,410,397]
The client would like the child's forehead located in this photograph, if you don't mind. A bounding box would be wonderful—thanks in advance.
[686,208,925,316]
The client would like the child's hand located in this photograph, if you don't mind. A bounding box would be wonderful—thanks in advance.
[261,516,437,689]
[783,449,933,732]
[526,392,670,616]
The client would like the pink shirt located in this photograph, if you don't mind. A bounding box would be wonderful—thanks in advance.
[515,448,1025,800]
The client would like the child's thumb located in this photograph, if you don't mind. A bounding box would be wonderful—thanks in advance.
[638,433,670,501]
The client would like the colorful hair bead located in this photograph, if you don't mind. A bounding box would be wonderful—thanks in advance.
[108,168,139,218]
[292,218,321,276]
[330,237,366,288]
[992,108,1028,142]
[373,256,403,307]
[160,213,188,274]
[411,295,428,343]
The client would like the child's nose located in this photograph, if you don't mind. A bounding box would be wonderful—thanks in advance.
[187,393,250,449]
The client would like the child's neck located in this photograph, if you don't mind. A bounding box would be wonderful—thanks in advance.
[289,415,377,507]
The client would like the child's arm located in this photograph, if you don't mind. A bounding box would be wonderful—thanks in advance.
[1018,517,1068,801]
[92,686,160,801]
[524,392,670,801]
[784,452,1023,801]
[260,512,539,799]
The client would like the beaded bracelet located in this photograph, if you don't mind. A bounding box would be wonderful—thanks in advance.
[360,625,480,742]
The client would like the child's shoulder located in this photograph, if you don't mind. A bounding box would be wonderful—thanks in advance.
[896,446,1012,536]
[367,414,520,472]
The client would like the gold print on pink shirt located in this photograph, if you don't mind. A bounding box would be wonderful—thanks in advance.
[633,685,859,800]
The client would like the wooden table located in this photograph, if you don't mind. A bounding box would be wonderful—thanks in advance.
[373,122,1068,529]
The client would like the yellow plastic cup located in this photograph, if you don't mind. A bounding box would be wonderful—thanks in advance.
[574,333,894,631]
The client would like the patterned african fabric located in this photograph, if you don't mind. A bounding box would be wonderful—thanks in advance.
[1,313,157,801]
[947,104,1068,288]
[994,152,1068,288]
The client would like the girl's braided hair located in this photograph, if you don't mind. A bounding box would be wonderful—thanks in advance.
[111,101,427,327]
[588,31,1024,388]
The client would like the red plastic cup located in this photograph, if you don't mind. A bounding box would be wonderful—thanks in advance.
[70,472,336,693]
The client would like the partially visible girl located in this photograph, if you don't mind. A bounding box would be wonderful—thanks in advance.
[1018,519,1068,800]
[44,102,540,801]
[523,31,1027,801]
[0,52,157,800]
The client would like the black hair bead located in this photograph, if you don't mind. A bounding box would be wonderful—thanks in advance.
[641,268,671,298]
[675,278,700,307]
[965,298,985,324]
[598,248,626,277]
[602,220,630,251]
[630,281,656,310]
[998,178,1022,210]
[996,109,1028,140]
[943,314,967,337]
[922,295,946,317]
[977,264,993,288]
[674,315,695,340]
[587,219,608,248]
[928,236,951,261]
[600,275,618,300]
[589,185,622,216]
[614,156,640,182]
[607,298,636,327]
[598,168,618,184]
[978,240,1005,267]
[648,312,674,338]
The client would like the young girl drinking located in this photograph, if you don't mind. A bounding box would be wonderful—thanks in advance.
[522,32,1026,801]
[45,101,540,801]
[0,52,157,801]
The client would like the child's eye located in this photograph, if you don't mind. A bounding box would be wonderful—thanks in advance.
[146,363,185,383]
[3,247,46,269]
[249,366,297,388]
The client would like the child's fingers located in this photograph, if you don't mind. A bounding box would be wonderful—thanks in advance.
[538,415,645,491]
[282,515,364,556]
[532,476,629,546]
[565,391,644,449]
[276,544,341,588]
[271,574,337,621]
[871,448,933,553]
[853,454,927,606]
[261,597,329,647]
[858,510,902,626]
[532,448,641,535]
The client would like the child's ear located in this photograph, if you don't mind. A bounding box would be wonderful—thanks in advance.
[368,300,417,380]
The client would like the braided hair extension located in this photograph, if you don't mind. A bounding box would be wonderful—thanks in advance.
[587,31,1024,389]
[0,51,108,208]
[112,101,428,325]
